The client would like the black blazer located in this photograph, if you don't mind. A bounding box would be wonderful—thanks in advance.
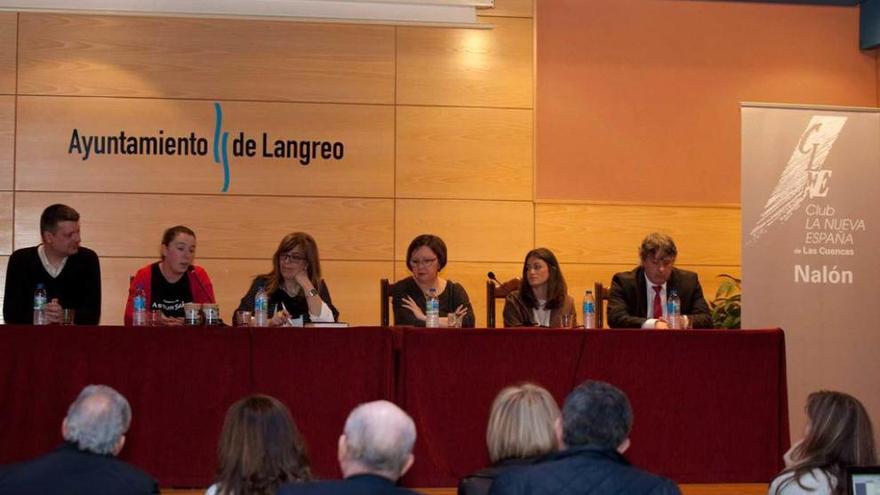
[0,442,158,495]
[489,446,680,495]
[458,456,547,495]
[278,474,421,495]
[607,266,712,329]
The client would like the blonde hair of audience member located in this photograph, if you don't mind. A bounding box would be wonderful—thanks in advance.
[772,390,876,495]
[212,395,311,495]
[486,383,561,463]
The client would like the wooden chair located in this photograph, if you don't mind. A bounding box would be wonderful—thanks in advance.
[380,278,394,327]
[486,277,521,328]
[594,281,611,328]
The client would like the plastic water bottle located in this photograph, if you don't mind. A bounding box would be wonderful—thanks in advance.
[253,286,268,327]
[582,290,596,329]
[425,288,440,328]
[33,283,48,325]
[132,285,147,326]
[667,289,682,329]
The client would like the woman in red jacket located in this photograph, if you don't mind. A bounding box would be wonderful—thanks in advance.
[124,225,216,325]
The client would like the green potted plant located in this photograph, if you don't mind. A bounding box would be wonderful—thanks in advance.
[710,274,741,329]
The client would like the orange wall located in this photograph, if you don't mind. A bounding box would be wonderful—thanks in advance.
[536,0,878,204]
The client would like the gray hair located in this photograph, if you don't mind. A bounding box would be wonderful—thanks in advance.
[639,232,677,261]
[63,385,131,455]
[562,380,633,450]
[343,400,416,479]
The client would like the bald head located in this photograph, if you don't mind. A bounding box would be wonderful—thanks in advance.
[63,385,131,456]
[339,400,416,481]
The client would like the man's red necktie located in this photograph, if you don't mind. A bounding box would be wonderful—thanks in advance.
[652,285,663,319]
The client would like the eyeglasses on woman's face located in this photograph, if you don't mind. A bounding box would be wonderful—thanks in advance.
[280,252,307,264]
[409,257,437,267]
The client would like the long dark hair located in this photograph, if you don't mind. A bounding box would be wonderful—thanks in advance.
[519,248,568,310]
[774,391,876,495]
[215,395,311,495]
[262,232,322,295]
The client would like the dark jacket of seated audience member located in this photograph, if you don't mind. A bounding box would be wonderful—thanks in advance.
[607,266,712,329]
[458,456,545,495]
[277,473,419,495]
[488,445,680,495]
[0,441,159,495]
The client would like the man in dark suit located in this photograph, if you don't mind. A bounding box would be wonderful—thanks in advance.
[607,233,712,329]
[0,384,158,495]
[489,380,680,495]
[277,400,419,495]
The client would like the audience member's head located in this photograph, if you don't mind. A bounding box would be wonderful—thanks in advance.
[486,383,560,464]
[338,400,416,481]
[774,390,876,495]
[215,395,311,495]
[62,384,131,456]
[561,380,633,453]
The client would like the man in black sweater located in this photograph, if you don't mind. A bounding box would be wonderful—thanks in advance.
[3,204,101,325]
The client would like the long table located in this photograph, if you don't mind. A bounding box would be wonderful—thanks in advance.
[0,326,788,487]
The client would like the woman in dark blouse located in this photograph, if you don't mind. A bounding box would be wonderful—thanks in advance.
[392,234,474,327]
[236,232,338,325]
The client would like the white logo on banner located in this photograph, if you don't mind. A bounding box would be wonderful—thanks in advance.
[748,116,847,243]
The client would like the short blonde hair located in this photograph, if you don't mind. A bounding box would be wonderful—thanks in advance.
[486,383,561,463]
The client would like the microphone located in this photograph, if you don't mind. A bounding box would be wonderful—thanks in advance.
[188,265,214,303]
[188,264,225,326]
[487,271,502,287]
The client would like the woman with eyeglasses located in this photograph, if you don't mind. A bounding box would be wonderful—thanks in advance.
[503,248,576,328]
[236,232,338,326]
[124,225,216,326]
[392,234,474,327]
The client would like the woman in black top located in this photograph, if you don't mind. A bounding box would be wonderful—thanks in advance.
[236,232,338,325]
[391,234,474,327]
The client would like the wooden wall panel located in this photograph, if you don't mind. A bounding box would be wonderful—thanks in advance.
[0,192,12,255]
[536,0,875,203]
[535,203,741,266]
[319,260,394,327]
[16,97,394,197]
[480,0,533,18]
[397,17,533,108]
[0,13,14,94]
[14,193,393,260]
[0,97,13,190]
[18,15,395,104]
[395,199,533,264]
[396,106,532,200]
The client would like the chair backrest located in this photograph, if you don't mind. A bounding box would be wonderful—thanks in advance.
[486,278,521,328]
[380,278,393,327]
[594,281,611,329]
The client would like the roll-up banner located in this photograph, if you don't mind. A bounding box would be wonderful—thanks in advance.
[742,103,880,446]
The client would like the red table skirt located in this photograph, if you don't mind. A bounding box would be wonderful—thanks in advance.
[0,326,787,487]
